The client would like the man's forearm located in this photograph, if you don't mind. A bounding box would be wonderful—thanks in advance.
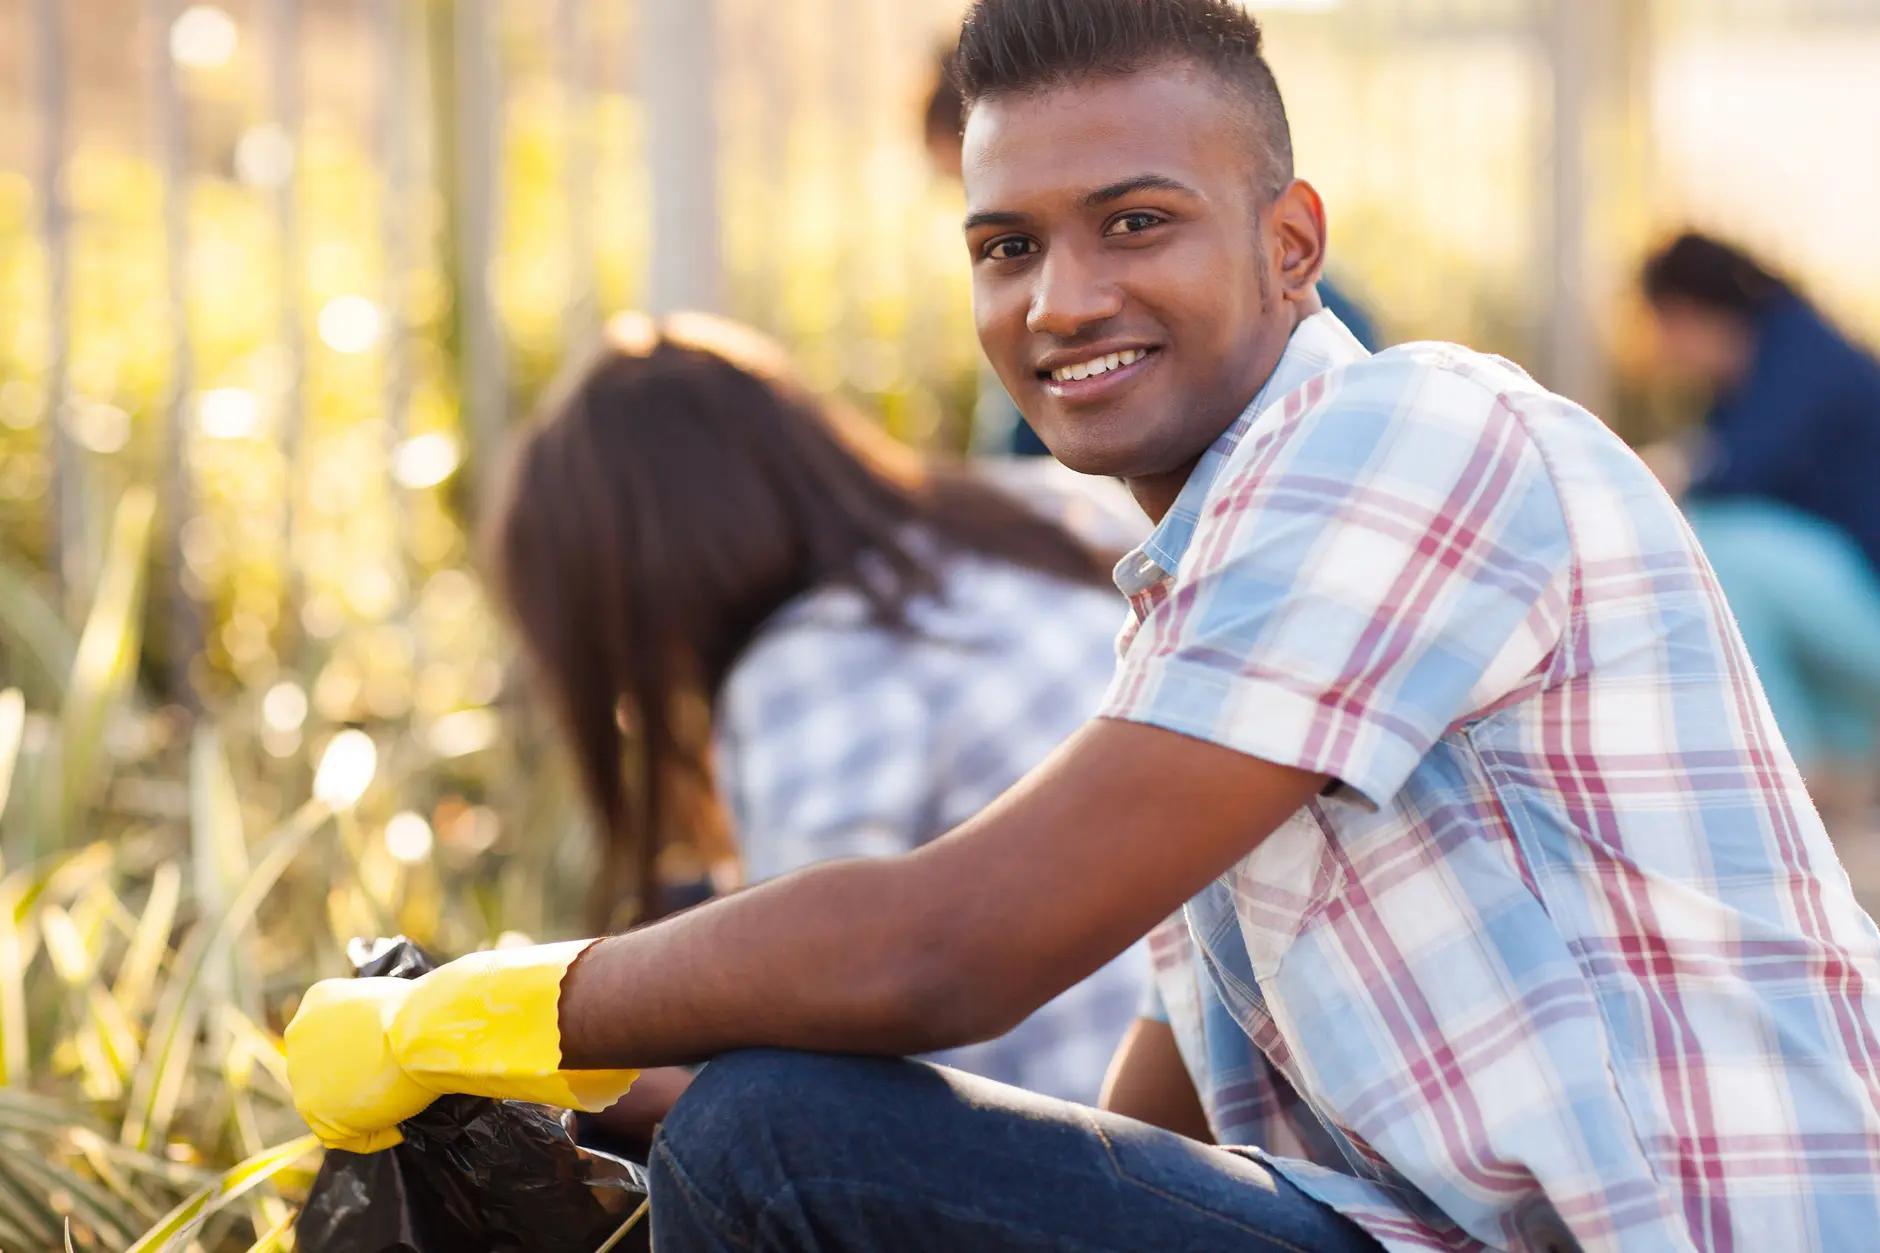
[557,721,1327,1072]
[558,853,985,1069]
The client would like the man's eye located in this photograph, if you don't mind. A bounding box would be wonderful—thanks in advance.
[1104,212,1163,237]
[983,236,1037,261]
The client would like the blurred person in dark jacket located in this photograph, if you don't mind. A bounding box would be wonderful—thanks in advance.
[1643,231,1880,569]
[1642,232,1880,819]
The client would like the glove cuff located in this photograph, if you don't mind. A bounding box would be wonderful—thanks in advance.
[387,940,638,1111]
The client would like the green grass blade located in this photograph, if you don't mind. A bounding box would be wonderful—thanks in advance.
[0,558,78,709]
[0,688,23,825]
[66,1128,167,1225]
[121,799,329,1150]
[62,1123,211,1193]
[0,1131,140,1249]
[13,840,113,923]
[50,487,156,840]
[242,1208,296,1253]
[124,1134,318,1253]
[0,874,27,1084]
[191,726,259,1020]
[593,1198,651,1253]
[2,840,121,1087]
[0,1149,59,1248]
[113,860,181,1023]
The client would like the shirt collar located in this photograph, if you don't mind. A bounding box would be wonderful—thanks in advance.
[1113,309,1371,597]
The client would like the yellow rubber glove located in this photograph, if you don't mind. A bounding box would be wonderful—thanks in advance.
[284,977,432,1153]
[285,940,639,1153]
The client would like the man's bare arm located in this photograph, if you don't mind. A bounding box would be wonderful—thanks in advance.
[560,717,1326,1069]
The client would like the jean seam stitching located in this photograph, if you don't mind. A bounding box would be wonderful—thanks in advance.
[1085,1112,1319,1253]
[757,1177,1118,1253]
[650,1136,758,1250]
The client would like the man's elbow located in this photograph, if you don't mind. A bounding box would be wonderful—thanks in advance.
[873,916,1029,1054]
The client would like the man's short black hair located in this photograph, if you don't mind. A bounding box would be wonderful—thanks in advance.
[953,0,1294,199]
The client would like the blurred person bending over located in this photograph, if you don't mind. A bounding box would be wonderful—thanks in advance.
[487,313,1146,1117]
[288,5,1880,1250]
[1643,231,1880,568]
[1643,233,1880,814]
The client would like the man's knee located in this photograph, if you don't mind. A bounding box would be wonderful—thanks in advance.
[651,1049,918,1239]
[655,1050,893,1185]
[666,1048,860,1136]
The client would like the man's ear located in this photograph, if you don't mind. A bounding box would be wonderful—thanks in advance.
[1269,179,1328,304]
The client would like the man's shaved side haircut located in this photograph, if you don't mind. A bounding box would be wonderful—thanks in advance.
[953,0,1295,201]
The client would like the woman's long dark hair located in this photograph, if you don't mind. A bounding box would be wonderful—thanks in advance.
[489,313,1114,930]
[1641,232,1794,319]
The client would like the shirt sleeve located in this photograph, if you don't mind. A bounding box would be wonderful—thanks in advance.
[715,620,937,884]
[1102,357,1572,808]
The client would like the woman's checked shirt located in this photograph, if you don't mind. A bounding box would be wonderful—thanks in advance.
[715,506,1148,1105]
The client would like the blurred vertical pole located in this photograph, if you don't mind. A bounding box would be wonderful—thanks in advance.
[33,0,82,611]
[557,0,600,351]
[639,0,722,314]
[454,0,506,510]
[377,0,416,575]
[150,0,203,705]
[264,0,305,662]
[750,0,791,326]
[1543,0,1606,413]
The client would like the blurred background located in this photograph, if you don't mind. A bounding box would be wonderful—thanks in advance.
[1,1,1879,1246]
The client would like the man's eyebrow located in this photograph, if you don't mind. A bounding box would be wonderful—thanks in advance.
[961,175,1198,233]
[962,209,1028,233]
[1083,174,1198,206]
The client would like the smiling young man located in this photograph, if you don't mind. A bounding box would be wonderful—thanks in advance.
[284,2,1880,1249]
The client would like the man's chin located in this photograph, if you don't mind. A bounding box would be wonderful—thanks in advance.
[1050,444,1142,479]
[1034,420,1182,481]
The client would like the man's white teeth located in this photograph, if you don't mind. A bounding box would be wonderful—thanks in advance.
[1051,348,1145,383]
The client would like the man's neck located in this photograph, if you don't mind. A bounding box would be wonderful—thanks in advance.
[1124,303,1319,524]
[1128,458,1204,524]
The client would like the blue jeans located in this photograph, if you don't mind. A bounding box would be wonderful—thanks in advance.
[648,1049,1382,1252]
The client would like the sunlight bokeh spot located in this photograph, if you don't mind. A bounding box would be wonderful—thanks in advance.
[235,125,295,189]
[262,681,309,734]
[312,729,377,810]
[317,296,385,354]
[197,387,262,440]
[170,5,238,70]
[384,811,435,864]
[392,432,462,489]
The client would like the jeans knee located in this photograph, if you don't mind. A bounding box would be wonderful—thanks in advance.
[662,1048,840,1150]
[664,1052,871,1168]
[651,1049,887,1238]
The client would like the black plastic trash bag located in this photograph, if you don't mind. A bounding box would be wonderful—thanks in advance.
[295,938,651,1253]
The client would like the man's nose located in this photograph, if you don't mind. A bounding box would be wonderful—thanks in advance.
[1026,247,1123,338]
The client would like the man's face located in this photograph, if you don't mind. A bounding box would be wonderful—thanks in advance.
[962,65,1302,488]
[1646,298,1752,393]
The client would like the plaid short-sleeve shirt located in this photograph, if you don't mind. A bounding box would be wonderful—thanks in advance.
[1108,312,1880,1251]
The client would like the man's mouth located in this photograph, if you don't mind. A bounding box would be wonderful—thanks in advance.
[1037,345,1161,401]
